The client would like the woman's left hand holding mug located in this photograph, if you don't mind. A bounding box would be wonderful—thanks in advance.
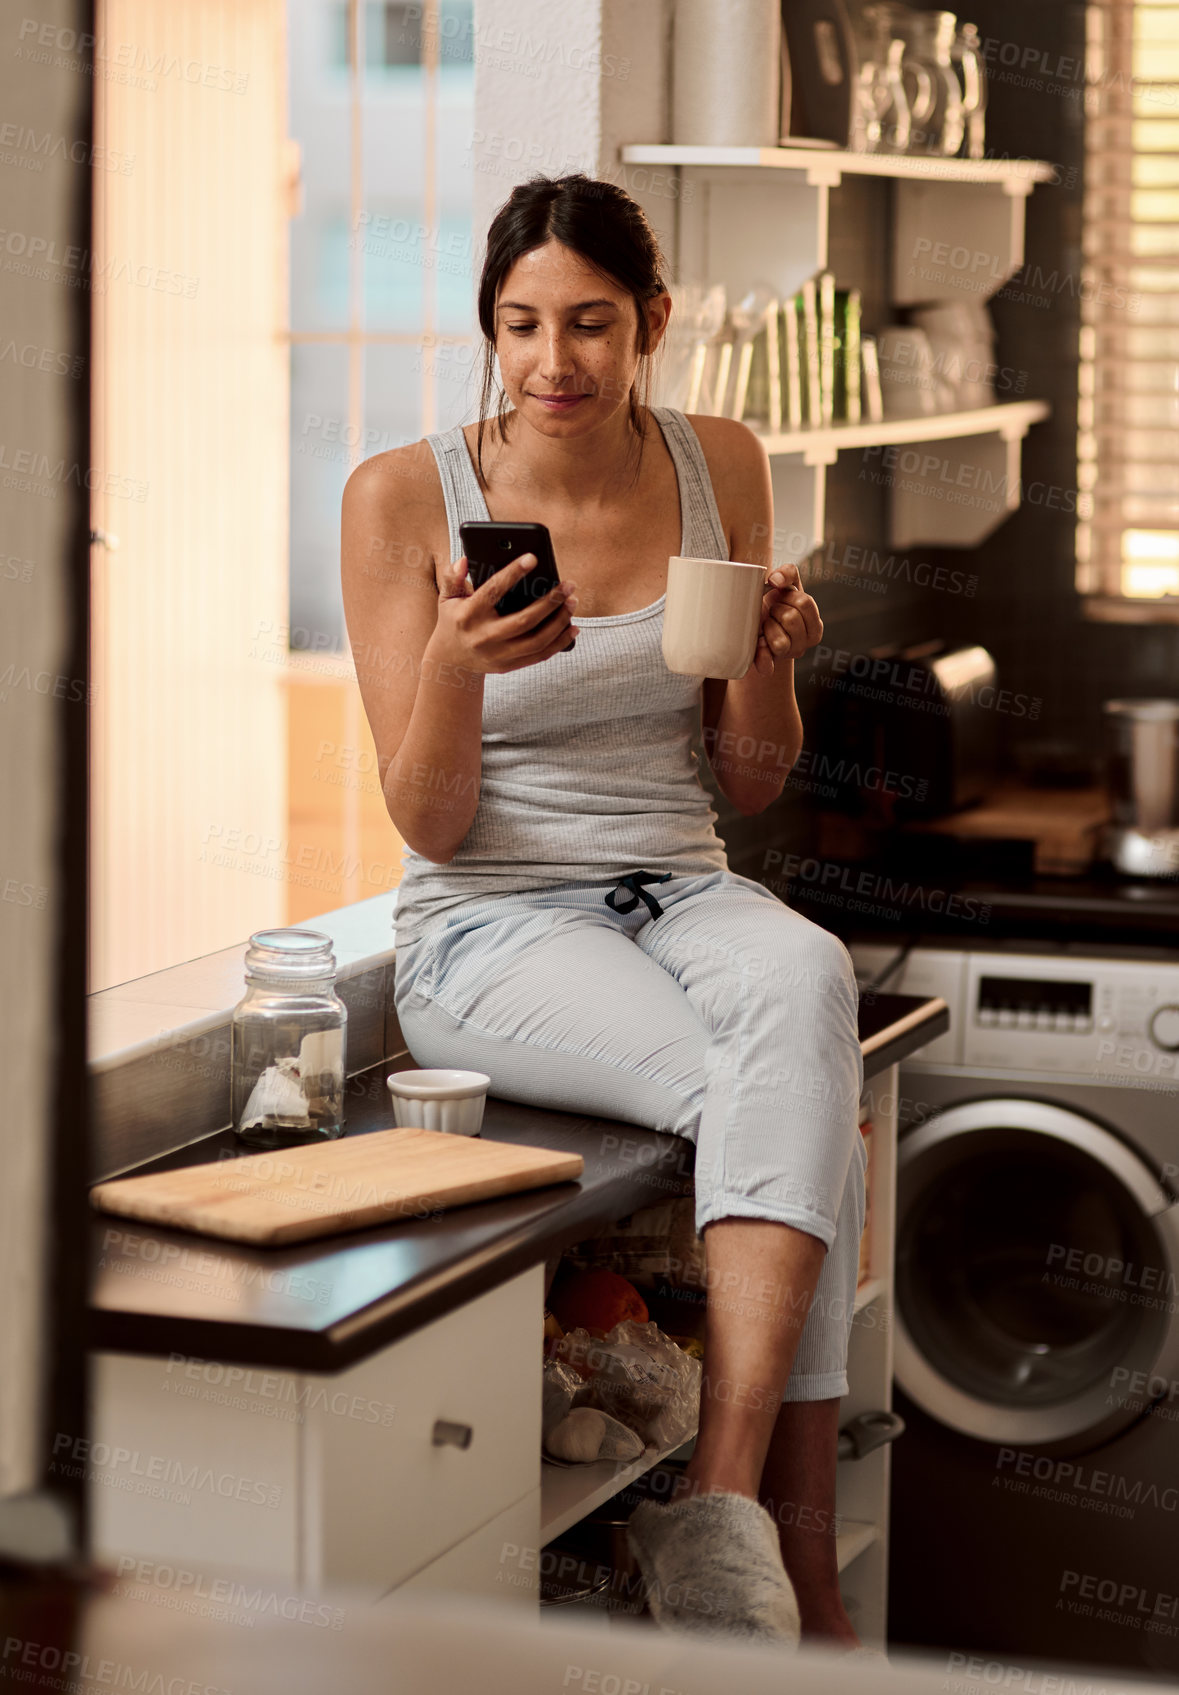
[752,563,823,676]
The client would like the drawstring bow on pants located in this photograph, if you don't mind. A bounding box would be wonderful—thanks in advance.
[604,870,674,922]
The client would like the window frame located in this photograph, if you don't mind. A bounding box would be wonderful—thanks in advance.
[1077,0,1179,622]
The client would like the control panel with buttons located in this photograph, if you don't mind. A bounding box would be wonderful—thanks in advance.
[960,955,1179,1083]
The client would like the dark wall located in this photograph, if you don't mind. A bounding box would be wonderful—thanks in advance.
[0,0,92,1558]
[932,0,1179,749]
[717,0,1178,883]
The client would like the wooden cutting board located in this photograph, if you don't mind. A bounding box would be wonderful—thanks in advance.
[906,785,1112,875]
[90,1127,585,1248]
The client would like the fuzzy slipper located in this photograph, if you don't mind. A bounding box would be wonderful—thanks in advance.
[626,1490,801,1647]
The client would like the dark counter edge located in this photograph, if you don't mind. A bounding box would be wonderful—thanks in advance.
[88,993,949,1374]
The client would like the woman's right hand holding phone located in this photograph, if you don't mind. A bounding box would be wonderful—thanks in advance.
[429,552,579,675]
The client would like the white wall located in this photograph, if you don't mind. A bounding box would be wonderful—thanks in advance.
[89,0,290,989]
[471,0,673,263]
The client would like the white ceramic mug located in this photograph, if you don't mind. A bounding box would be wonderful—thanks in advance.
[386,1068,490,1136]
[662,556,766,678]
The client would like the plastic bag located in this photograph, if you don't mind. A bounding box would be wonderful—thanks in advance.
[544,1407,645,1465]
[555,1319,702,1453]
[541,1357,585,1441]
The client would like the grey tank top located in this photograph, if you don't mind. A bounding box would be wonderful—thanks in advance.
[392,406,732,945]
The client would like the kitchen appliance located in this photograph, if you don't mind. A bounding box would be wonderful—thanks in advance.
[852,941,1179,1677]
[1104,698,1179,879]
[814,641,997,822]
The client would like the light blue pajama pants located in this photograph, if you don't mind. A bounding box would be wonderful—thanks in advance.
[392,868,867,1401]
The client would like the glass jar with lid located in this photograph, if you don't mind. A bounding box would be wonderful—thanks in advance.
[231,929,347,1148]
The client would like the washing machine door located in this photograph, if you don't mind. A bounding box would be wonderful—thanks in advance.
[895,1098,1179,1448]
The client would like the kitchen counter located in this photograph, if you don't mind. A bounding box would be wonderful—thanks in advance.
[7,1564,1140,1695]
[87,989,945,1619]
[89,991,948,1373]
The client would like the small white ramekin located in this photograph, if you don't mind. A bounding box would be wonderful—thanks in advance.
[386,1068,491,1136]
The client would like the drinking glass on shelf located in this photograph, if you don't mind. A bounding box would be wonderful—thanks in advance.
[656,283,727,413]
[952,22,987,158]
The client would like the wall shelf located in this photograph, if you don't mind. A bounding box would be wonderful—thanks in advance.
[540,1435,692,1546]
[625,140,1054,552]
[620,143,1056,197]
[836,1520,880,1573]
[854,1275,885,1315]
[755,399,1051,467]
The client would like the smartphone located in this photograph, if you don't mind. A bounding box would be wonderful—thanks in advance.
[458,521,573,648]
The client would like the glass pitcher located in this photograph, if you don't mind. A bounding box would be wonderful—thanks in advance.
[898,10,965,156]
[854,4,914,154]
[953,22,987,159]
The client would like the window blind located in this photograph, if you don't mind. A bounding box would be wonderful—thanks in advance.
[1077,0,1179,610]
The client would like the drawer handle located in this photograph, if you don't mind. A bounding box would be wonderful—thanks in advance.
[432,1419,473,1449]
[837,1409,905,1461]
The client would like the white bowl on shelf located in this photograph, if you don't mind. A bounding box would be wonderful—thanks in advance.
[386,1069,491,1136]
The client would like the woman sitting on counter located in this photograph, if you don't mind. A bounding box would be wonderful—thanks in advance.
[341,173,866,1653]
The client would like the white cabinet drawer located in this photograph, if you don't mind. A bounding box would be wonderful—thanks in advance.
[303,1264,543,1594]
[386,1488,541,1608]
[90,1349,301,1577]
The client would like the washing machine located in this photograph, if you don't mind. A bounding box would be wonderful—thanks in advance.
[850,941,1179,1678]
